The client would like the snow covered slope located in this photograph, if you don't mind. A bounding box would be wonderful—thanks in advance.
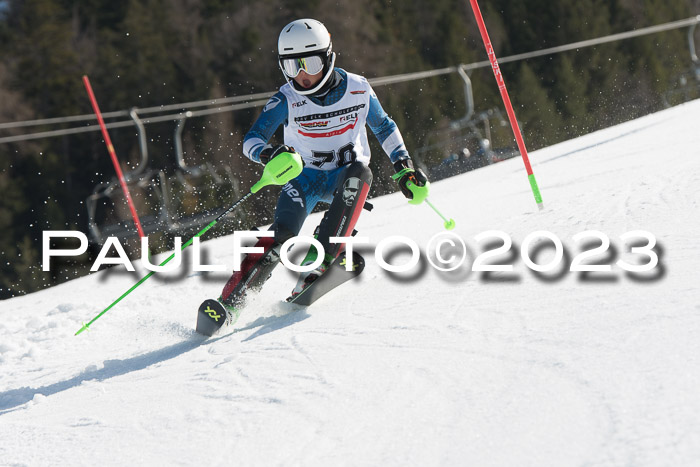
[2,100,700,466]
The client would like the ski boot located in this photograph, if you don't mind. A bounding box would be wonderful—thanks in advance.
[289,245,334,299]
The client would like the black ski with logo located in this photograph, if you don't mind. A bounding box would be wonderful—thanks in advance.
[196,299,229,337]
[287,251,365,306]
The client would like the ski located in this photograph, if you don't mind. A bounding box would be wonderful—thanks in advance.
[196,252,364,335]
[286,251,365,306]
[195,298,231,337]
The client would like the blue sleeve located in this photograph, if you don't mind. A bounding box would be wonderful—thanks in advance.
[243,92,288,164]
[366,90,410,163]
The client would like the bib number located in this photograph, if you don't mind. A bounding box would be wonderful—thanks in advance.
[309,143,357,169]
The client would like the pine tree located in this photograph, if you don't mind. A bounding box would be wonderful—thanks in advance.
[511,62,562,149]
[552,54,592,138]
[8,0,83,117]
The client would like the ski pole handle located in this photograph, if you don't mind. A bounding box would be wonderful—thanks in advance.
[251,151,304,193]
[425,199,456,230]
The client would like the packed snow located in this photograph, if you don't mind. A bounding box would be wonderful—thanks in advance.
[1,99,700,466]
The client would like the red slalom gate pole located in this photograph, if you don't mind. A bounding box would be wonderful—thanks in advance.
[468,0,544,210]
[83,75,147,238]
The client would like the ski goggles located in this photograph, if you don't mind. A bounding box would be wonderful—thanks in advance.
[280,55,324,78]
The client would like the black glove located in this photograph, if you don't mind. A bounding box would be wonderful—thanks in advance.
[259,144,295,165]
[392,159,429,200]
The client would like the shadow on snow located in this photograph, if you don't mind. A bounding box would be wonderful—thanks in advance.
[0,307,310,415]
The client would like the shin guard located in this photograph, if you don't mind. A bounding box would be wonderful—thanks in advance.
[316,162,373,260]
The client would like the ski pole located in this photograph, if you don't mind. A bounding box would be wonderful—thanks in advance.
[75,152,304,336]
[399,173,455,230]
[425,199,456,230]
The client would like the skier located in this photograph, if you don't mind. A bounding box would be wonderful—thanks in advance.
[213,18,429,326]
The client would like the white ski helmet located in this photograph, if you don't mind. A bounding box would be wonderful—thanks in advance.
[278,19,336,95]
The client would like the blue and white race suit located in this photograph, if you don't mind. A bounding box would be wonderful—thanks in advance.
[242,68,409,240]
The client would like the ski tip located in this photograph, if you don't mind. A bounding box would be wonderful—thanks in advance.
[196,299,230,337]
[285,293,302,304]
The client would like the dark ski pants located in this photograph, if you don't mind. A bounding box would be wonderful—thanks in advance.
[220,162,372,305]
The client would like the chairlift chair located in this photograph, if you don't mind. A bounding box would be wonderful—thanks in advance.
[85,108,169,245]
[663,21,700,106]
[166,113,242,232]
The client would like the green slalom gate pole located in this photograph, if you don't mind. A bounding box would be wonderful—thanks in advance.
[75,152,304,336]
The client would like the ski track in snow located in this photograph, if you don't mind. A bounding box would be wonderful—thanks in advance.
[2,100,700,466]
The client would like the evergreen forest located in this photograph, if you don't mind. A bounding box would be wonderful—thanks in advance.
[1,0,698,297]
